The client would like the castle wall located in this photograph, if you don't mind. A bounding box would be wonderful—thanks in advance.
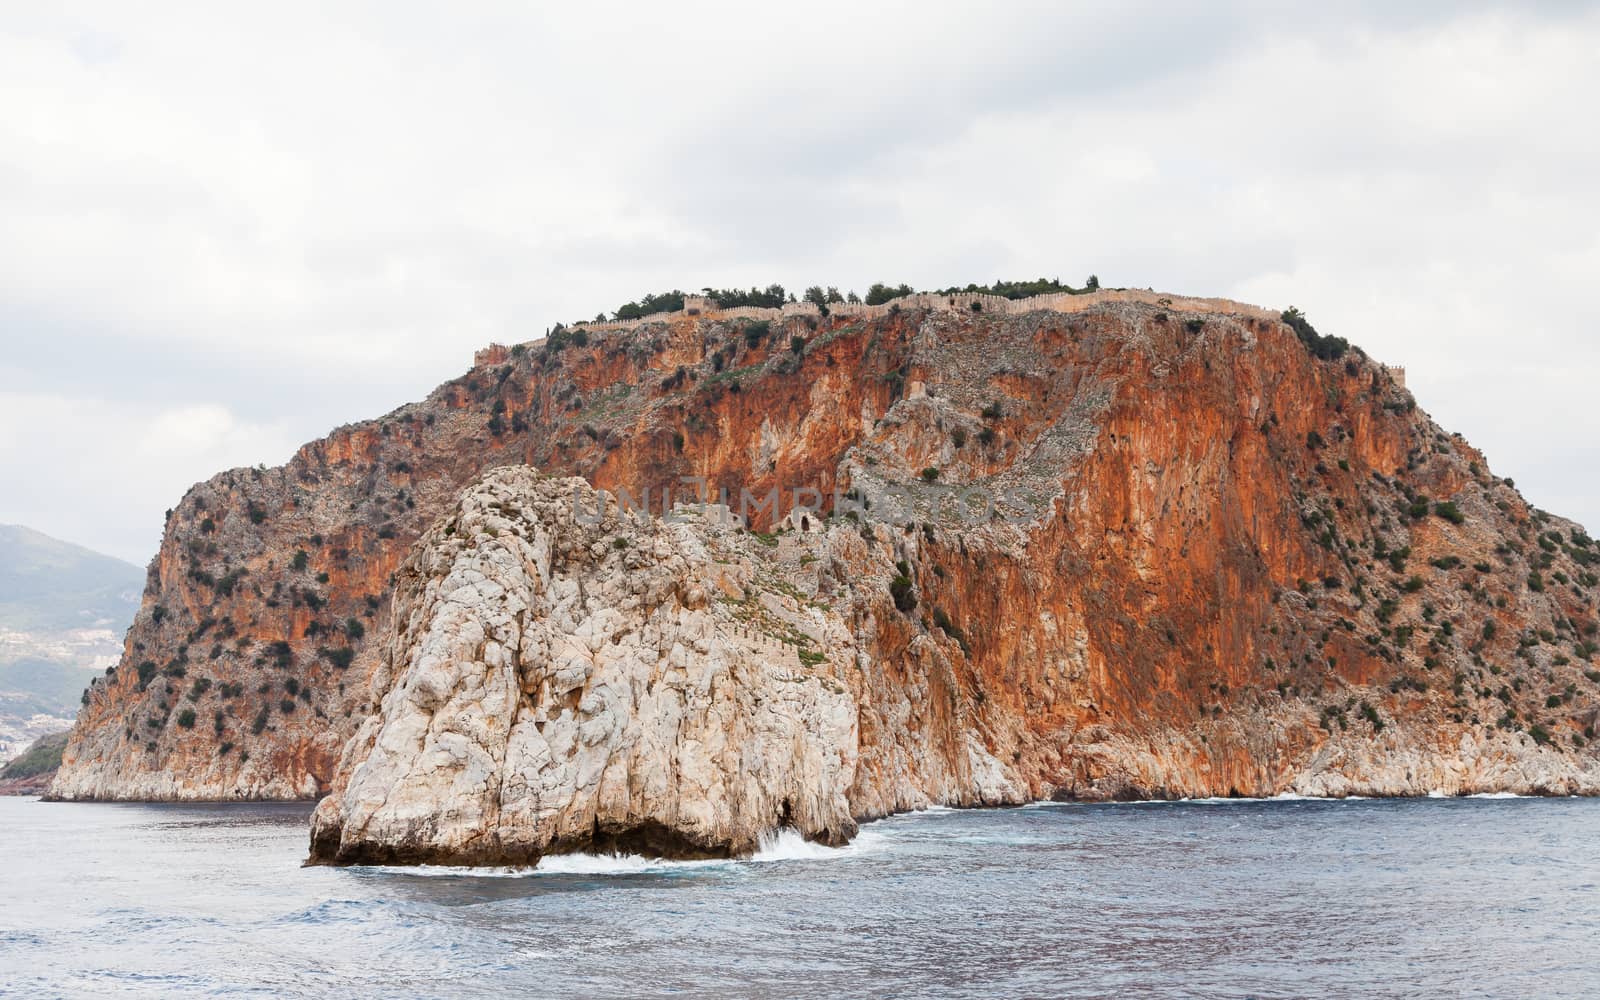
[475,287,1287,368]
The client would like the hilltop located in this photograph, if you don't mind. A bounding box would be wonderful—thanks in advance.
[48,286,1600,816]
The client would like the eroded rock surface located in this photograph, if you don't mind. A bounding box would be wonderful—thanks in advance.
[312,460,1599,865]
[311,469,868,863]
[53,293,1600,816]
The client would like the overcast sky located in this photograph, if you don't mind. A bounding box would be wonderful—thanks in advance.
[2,2,1597,564]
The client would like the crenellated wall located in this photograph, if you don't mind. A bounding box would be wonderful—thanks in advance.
[476,287,1285,368]
[599,286,1279,329]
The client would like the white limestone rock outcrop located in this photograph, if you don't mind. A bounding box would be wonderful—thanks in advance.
[309,467,862,864]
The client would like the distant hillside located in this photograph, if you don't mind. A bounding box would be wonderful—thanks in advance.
[1,730,67,780]
[0,525,142,734]
[0,729,69,794]
[0,524,143,632]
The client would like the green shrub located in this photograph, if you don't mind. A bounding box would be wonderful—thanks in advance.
[1281,307,1350,361]
[291,550,309,572]
[933,277,1093,299]
[345,618,365,640]
[920,467,940,483]
[890,575,917,612]
[319,646,355,670]
[176,708,196,729]
[981,402,1003,420]
[1358,700,1385,732]
[0,733,67,780]
[251,707,269,734]
[544,326,590,352]
[790,335,806,355]
[1433,501,1465,525]
[613,290,686,320]
[865,282,915,305]
[978,427,997,446]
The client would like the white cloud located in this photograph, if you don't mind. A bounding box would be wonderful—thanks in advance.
[0,391,297,563]
[1,2,1598,560]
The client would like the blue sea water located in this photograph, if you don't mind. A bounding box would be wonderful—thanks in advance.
[1,795,1596,998]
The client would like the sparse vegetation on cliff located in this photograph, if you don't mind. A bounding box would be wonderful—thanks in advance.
[1281,307,1351,361]
[865,282,915,305]
[890,574,917,613]
[51,286,1600,809]
[934,276,1098,299]
[0,731,68,780]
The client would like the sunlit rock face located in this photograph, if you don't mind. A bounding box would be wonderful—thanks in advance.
[54,294,1600,819]
[311,468,864,865]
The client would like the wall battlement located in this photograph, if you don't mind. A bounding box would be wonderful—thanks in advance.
[573,286,1278,334]
[474,287,1318,370]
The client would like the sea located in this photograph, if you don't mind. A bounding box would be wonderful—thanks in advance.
[1,794,1596,998]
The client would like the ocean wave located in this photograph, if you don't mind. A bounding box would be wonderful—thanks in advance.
[363,826,885,878]
[535,826,887,873]
[531,853,727,875]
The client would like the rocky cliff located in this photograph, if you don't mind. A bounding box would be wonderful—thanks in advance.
[52,292,1600,820]
[311,469,865,864]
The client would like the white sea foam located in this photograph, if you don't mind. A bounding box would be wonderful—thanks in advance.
[532,852,727,875]
[1467,791,1528,799]
[366,826,883,878]
[752,826,856,861]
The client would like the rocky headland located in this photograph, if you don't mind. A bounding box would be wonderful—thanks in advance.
[45,286,1600,863]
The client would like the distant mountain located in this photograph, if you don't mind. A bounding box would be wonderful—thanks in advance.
[0,524,142,633]
[0,525,142,748]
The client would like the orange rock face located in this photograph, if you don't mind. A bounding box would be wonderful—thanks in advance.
[51,297,1600,802]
